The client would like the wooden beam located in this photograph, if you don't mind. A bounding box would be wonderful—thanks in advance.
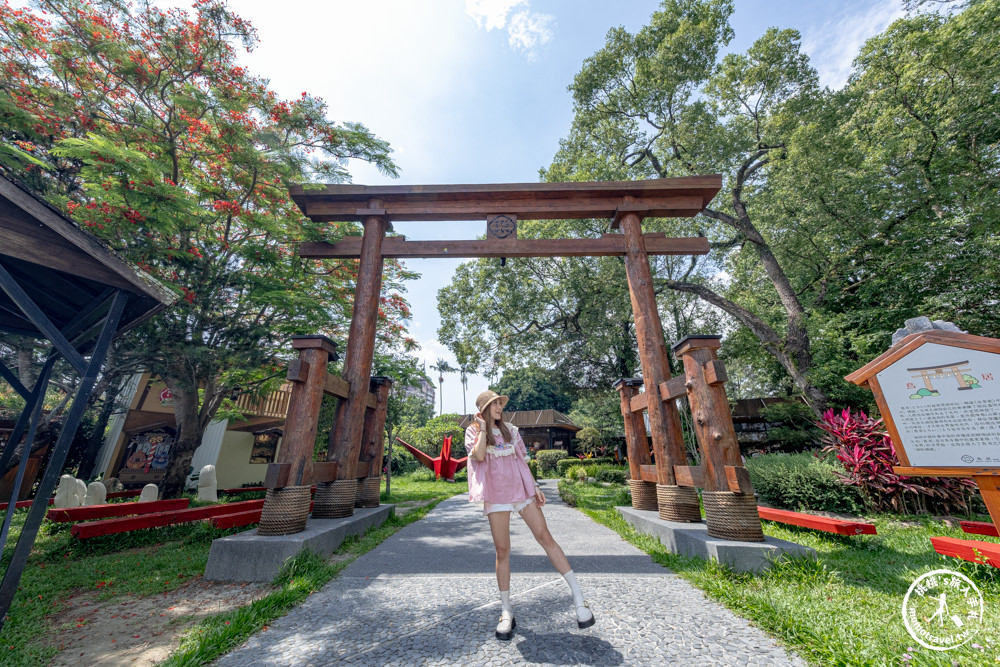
[638,464,659,484]
[264,462,290,489]
[302,194,708,222]
[290,177,721,221]
[724,465,754,494]
[657,376,688,401]
[704,360,728,386]
[300,235,710,259]
[323,372,377,408]
[628,376,688,413]
[673,465,705,488]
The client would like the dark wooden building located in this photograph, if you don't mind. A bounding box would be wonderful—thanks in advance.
[460,409,581,454]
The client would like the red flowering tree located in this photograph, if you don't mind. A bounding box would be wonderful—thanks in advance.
[0,0,414,496]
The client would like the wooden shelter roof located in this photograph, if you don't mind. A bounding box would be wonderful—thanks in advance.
[289,176,721,222]
[0,174,175,339]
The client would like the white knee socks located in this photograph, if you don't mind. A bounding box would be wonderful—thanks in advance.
[499,589,513,616]
[562,570,585,607]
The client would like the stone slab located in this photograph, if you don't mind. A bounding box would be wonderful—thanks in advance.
[204,504,394,582]
[617,506,815,573]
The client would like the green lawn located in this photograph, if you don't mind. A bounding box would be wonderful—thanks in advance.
[0,473,467,667]
[559,479,1000,667]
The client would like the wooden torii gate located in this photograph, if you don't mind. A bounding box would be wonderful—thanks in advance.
[256,177,763,542]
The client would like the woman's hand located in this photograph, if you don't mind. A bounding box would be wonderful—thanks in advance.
[473,413,487,431]
[534,485,546,508]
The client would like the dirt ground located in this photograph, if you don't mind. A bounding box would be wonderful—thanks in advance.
[43,499,436,665]
[47,577,275,666]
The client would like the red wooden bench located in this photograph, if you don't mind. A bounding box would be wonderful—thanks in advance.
[208,500,315,530]
[1,498,54,511]
[959,520,999,537]
[757,507,877,536]
[931,536,1000,567]
[47,499,190,522]
[71,499,266,539]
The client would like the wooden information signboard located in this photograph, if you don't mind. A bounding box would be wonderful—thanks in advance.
[846,330,1000,525]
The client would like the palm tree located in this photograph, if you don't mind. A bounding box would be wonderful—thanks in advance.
[454,343,476,416]
[430,358,455,415]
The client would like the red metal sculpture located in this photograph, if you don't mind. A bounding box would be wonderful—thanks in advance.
[395,436,468,481]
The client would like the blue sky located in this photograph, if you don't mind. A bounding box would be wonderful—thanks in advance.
[204,0,905,415]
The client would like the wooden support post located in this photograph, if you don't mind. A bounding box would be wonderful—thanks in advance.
[673,335,762,540]
[267,336,338,488]
[974,475,1000,529]
[618,209,686,485]
[328,203,389,480]
[671,335,745,492]
[614,378,652,481]
[360,377,393,479]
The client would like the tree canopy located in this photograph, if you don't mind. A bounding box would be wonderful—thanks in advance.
[438,0,1000,417]
[489,365,574,413]
[0,0,412,495]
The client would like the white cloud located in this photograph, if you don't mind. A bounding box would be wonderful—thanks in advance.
[464,0,554,59]
[802,0,906,90]
[465,0,525,30]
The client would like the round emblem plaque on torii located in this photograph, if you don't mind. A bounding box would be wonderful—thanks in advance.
[487,214,517,240]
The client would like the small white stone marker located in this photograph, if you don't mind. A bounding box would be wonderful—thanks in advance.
[85,481,107,506]
[197,464,218,502]
[53,475,77,508]
[139,483,159,502]
[73,478,88,506]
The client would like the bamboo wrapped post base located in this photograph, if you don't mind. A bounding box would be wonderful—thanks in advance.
[257,486,311,536]
[702,491,764,542]
[312,479,358,518]
[656,484,701,522]
[628,479,658,511]
[354,477,381,508]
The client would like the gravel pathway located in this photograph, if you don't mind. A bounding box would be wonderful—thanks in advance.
[215,481,808,667]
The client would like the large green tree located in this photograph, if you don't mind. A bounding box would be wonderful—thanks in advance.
[438,215,724,389]
[555,0,831,410]
[0,0,411,496]
[489,365,574,413]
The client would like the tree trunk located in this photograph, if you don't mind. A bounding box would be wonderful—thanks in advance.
[664,279,829,416]
[158,378,204,499]
[157,372,230,499]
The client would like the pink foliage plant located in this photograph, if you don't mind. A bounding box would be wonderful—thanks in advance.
[817,408,976,515]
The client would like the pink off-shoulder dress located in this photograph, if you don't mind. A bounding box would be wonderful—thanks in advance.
[465,423,536,514]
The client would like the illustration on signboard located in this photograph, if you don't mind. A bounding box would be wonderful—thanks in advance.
[907,360,982,399]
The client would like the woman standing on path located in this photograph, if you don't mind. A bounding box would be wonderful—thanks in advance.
[465,390,595,640]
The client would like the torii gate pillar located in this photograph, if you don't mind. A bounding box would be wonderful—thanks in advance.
[314,203,389,518]
[617,209,701,522]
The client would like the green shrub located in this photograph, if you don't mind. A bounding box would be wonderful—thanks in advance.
[556,457,614,476]
[565,464,588,481]
[759,400,820,453]
[745,451,864,513]
[535,449,567,476]
[557,479,629,509]
[594,466,628,484]
[558,479,578,506]
[527,459,538,480]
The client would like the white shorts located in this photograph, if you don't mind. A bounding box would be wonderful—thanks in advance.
[484,497,535,517]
